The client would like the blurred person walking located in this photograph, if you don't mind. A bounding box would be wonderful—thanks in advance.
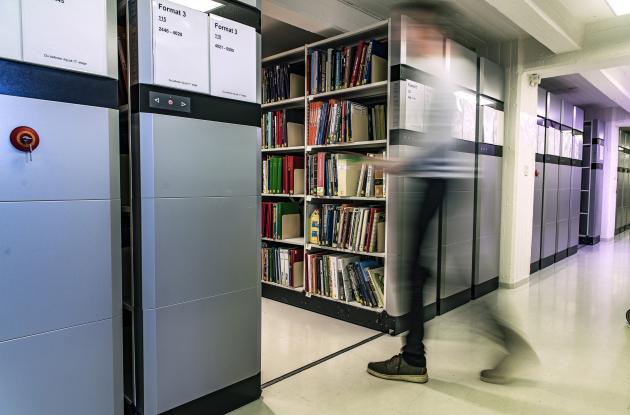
[365,1,537,385]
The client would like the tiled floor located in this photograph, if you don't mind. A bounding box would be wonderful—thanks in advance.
[260,297,379,383]
[238,233,630,414]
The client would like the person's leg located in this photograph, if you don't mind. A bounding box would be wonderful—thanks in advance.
[401,178,447,368]
[367,178,446,383]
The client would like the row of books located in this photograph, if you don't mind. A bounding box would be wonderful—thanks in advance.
[262,155,305,195]
[307,152,385,198]
[262,110,305,149]
[307,40,387,95]
[306,253,384,308]
[262,202,301,240]
[262,64,305,104]
[308,101,386,145]
[308,205,385,253]
[262,245,304,288]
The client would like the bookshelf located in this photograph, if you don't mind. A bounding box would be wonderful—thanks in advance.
[260,19,395,333]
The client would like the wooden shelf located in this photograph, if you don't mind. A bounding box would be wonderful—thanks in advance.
[306,244,386,258]
[306,195,385,202]
[262,146,305,154]
[307,139,387,152]
[261,193,305,198]
[262,96,305,110]
[308,81,387,101]
[262,280,304,292]
[262,237,305,246]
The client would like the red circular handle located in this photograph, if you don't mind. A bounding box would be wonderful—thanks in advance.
[10,126,40,152]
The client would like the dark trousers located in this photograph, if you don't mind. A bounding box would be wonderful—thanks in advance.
[401,178,447,368]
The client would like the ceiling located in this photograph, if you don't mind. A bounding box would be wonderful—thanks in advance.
[555,0,615,23]
[541,73,618,109]
[261,15,324,58]
[338,0,528,46]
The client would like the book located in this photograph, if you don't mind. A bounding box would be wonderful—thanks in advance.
[262,244,304,287]
[263,63,304,103]
[307,100,383,145]
[308,208,321,244]
[307,40,387,94]
[262,201,302,239]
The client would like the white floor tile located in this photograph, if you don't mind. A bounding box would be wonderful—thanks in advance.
[261,298,379,383]
[236,233,630,414]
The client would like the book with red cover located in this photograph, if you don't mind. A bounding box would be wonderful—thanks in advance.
[316,152,326,196]
[287,156,304,194]
[350,42,365,87]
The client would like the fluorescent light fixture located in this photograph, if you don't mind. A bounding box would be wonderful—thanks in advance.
[170,0,223,12]
[605,0,630,16]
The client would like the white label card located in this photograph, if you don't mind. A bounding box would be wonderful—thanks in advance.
[21,0,107,75]
[209,14,257,102]
[482,106,495,144]
[404,80,424,132]
[0,0,21,61]
[152,0,210,94]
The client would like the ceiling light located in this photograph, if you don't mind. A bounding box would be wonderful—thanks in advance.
[605,0,630,16]
[169,0,224,13]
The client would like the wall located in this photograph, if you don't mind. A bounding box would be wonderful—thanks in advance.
[584,106,630,239]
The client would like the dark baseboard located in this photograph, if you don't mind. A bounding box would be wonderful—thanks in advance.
[437,288,471,315]
[580,235,601,245]
[389,303,437,336]
[162,373,261,415]
[567,245,578,256]
[530,261,540,274]
[555,249,568,262]
[540,254,555,269]
[472,277,499,299]
[262,283,397,333]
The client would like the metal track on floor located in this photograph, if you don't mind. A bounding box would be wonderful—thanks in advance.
[261,332,386,389]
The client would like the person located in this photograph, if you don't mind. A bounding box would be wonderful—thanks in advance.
[365,0,465,384]
[366,1,539,385]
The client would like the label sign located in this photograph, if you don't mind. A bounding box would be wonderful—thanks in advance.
[21,0,107,75]
[404,80,424,132]
[209,14,257,103]
[152,0,210,94]
[0,0,21,61]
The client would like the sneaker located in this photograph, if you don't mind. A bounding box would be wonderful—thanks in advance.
[367,354,428,384]
[479,369,512,385]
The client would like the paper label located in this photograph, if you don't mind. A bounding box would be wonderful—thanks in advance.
[573,134,583,160]
[0,0,21,61]
[494,110,504,146]
[537,125,545,154]
[482,106,495,144]
[561,130,573,158]
[21,0,107,75]
[403,80,424,132]
[461,93,476,142]
[152,0,210,93]
[209,14,257,102]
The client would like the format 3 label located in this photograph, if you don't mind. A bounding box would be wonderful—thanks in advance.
[152,0,210,94]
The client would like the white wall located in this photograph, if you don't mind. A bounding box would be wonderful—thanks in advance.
[584,106,630,239]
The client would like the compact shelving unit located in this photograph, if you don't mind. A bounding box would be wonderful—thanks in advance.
[260,20,396,332]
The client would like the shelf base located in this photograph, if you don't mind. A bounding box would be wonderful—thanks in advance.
[262,282,398,333]
[540,254,555,270]
[472,277,499,299]
[530,260,540,274]
[161,373,260,415]
[579,235,600,245]
[567,245,578,257]
[437,288,471,316]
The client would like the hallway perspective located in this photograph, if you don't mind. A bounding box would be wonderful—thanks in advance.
[237,233,630,415]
